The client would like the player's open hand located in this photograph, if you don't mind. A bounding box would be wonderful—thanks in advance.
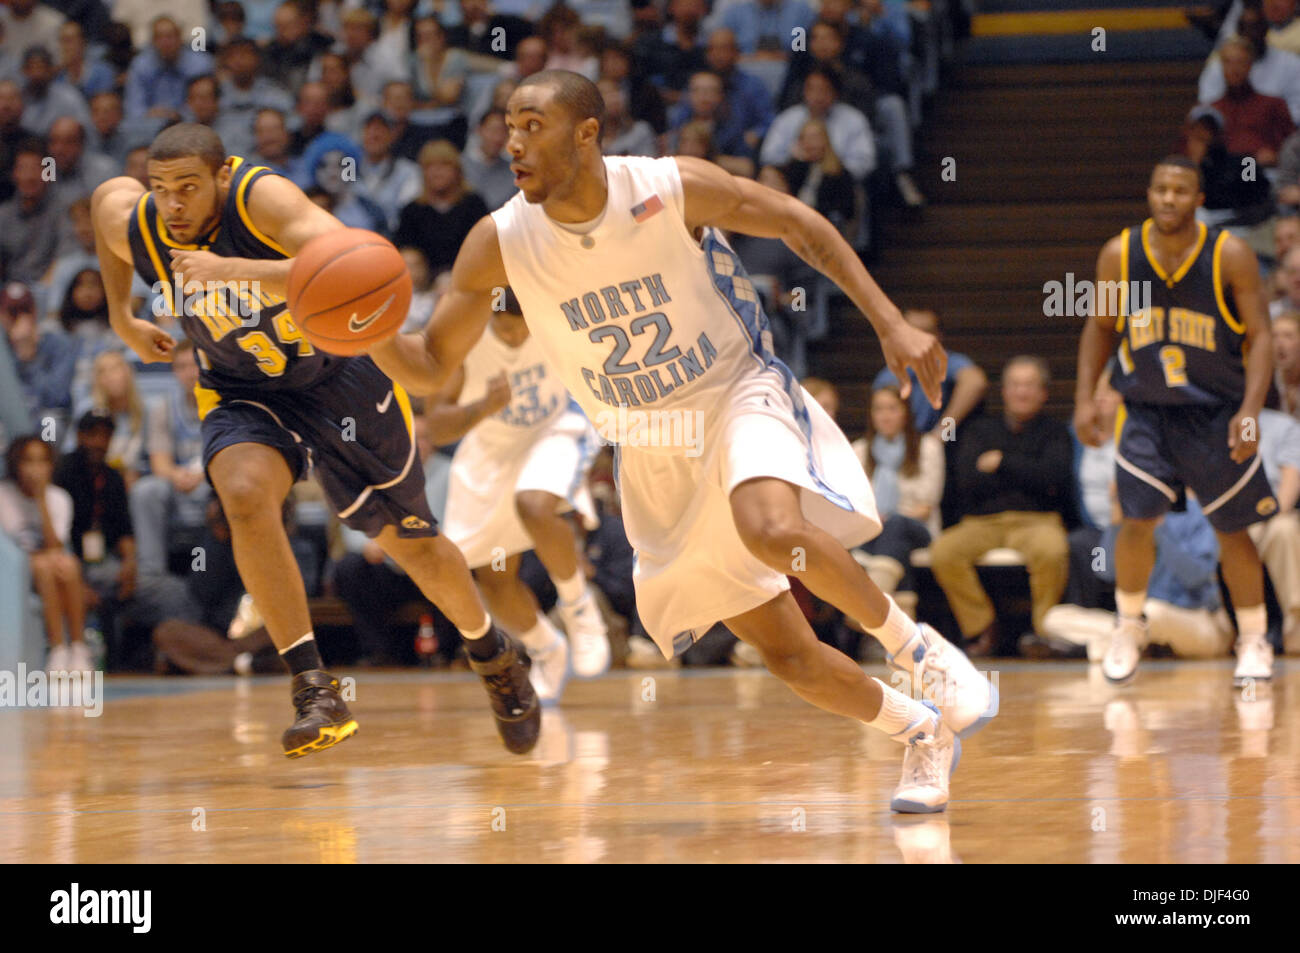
[168,248,232,286]
[1073,397,1103,447]
[881,319,946,409]
[1228,407,1259,463]
[123,316,176,363]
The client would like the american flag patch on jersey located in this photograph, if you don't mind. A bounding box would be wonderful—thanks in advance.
[631,194,664,222]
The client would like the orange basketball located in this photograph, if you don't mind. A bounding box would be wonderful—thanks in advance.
[287,228,412,356]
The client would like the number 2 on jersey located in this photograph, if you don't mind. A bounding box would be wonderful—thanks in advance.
[1159,345,1187,387]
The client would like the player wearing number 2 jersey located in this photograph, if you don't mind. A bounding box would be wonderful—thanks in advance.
[93,123,542,759]
[1075,155,1278,687]
[370,70,999,815]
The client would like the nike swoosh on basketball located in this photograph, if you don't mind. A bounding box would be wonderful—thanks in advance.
[348,293,396,333]
[376,390,394,413]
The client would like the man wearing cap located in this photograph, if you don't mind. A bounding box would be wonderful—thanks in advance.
[355,110,421,234]
[1210,35,1295,166]
[1,280,76,430]
[54,410,137,620]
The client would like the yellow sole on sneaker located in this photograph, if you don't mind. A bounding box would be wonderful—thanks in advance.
[283,719,359,759]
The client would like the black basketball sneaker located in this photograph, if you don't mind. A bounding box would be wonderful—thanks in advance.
[281,670,359,758]
[468,632,541,754]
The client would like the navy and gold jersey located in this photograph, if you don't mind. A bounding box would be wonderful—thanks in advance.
[1111,219,1246,406]
[128,155,341,392]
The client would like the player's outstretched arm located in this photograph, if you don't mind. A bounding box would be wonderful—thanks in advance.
[1222,234,1273,462]
[368,215,506,396]
[674,155,946,408]
[166,173,346,297]
[1075,236,1122,446]
[91,176,177,362]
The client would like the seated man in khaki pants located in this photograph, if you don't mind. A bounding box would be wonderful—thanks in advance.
[1252,409,1300,652]
[930,356,1074,655]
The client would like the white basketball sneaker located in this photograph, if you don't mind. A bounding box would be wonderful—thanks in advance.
[891,703,961,814]
[1233,636,1274,686]
[559,591,611,678]
[527,633,570,707]
[68,640,94,673]
[887,623,998,738]
[1103,615,1145,684]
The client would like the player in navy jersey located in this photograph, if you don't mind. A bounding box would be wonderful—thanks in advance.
[92,124,540,757]
[1075,155,1278,686]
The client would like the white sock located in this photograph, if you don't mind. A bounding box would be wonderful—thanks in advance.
[555,571,586,605]
[866,677,935,740]
[458,616,492,642]
[1116,590,1146,619]
[1237,605,1267,642]
[279,632,315,654]
[864,598,918,662]
[519,614,562,653]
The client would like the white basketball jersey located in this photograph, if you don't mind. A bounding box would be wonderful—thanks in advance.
[459,322,571,443]
[491,155,781,454]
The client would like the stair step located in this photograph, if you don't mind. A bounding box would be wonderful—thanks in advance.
[880,201,1145,245]
[802,55,1204,424]
[954,61,1203,87]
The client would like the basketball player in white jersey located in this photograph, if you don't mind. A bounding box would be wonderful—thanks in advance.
[371,71,997,813]
[428,287,609,704]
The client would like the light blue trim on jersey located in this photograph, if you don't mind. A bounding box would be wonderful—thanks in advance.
[698,229,855,512]
[672,629,699,657]
[566,422,599,507]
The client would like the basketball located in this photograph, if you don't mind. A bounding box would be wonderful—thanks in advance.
[287,228,412,356]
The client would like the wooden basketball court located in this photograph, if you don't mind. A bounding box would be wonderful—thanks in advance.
[1,661,1296,863]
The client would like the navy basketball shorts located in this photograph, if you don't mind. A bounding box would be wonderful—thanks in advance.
[1115,400,1278,533]
[198,356,437,539]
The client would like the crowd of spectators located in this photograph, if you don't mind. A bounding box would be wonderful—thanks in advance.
[0,0,953,673]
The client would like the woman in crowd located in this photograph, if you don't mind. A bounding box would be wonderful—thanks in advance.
[395,140,489,275]
[60,269,117,408]
[852,384,945,609]
[0,435,90,673]
[777,118,858,240]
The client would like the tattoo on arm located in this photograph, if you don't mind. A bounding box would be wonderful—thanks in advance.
[789,231,845,283]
